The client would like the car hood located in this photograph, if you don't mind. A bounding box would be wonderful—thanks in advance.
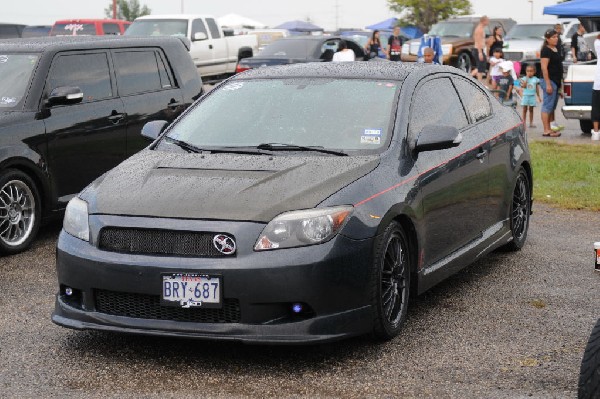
[504,39,543,52]
[83,149,380,222]
[407,37,471,55]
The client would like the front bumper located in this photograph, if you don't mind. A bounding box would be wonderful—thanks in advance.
[52,215,376,344]
[562,105,591,120]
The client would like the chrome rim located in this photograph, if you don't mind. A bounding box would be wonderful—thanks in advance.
[0,180,36,247]
[512,174,529,240]
[457,54,470,72]
[381,233,407,327]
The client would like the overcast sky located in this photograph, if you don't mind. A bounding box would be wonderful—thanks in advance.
[4,0,562,30]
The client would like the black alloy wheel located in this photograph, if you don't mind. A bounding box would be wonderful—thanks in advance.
[580,120,593,135]
[372,221,410,340]
[505,168,531,251]
[0,169,41,255]
[456,52,472,73]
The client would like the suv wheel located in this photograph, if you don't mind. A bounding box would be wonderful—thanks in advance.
[455,52,472,73]
[0,169,41,254]
[580,120,593,135]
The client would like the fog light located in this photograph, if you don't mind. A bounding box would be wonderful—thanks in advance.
[65,287,73,296]
[292,303,303,313]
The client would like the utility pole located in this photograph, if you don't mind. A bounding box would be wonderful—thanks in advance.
[528,0,533,22]
[181,0,184,13]
[113,0,117,19]
[334,0,340,31]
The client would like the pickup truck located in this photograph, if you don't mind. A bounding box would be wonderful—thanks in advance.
[126,14,258,81]
[562,33,598,133]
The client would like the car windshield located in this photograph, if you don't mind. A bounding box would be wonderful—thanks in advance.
[50,23,97,36]
[258,40,313,58]
[124,20,188,37]
[428,22,475,38]
[506,24,554,40]
[341,34,368,47]
[162,78,400,153]
[0,54,39,109]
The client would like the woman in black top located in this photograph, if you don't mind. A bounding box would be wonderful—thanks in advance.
[365,30,382,60]
[540,29,564,137]
[488,25,504,55]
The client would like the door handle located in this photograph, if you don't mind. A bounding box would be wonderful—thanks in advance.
[209,44,213,50]
[476,149,488,160]
[108,111,125,124]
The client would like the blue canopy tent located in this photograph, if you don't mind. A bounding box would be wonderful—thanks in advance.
[365,18,423,39]
[274,20,323,33]
[543,0,600,17]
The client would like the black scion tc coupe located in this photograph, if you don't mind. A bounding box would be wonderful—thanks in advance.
[52,62,532,344]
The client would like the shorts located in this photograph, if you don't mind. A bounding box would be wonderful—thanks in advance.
[540,80,559,114]
[492,75,502,83]
[593,90,600,122]
[472,48,487,72]
[521,95,537,107]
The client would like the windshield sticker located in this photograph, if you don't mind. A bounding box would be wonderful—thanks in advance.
[0,55,8,63]
[1,97,18,105]
[364,129,382,136]
[223,82,244,91]
[361,135,380,145]
[64,24,84,35]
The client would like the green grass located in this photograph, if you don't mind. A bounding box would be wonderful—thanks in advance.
[530,141,600,211]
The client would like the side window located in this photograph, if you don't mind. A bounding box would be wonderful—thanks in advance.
[452,77,492,123]
[113,50,163,96]
[47,52,112,102]
[320,40,339,60]
[156,52,173,89]
[409,78,468,138]
[192,19,208,37]
[103,23,121,35]
[206,18,221,39]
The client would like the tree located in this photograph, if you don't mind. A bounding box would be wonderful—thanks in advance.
[104,0,151,22]
[387,0,472,33]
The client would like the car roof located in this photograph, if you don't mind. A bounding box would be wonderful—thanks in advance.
[233,61,455,82]
[0,35,185,52]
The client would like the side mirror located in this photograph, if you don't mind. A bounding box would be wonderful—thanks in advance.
[192,32,208,41]
[47,86,83,106]
[141,120,168,141]
[415,125,462,152]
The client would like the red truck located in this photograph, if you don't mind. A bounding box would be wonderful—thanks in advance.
[49,19,131,36]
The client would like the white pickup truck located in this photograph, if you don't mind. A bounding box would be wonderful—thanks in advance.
[126,14,258,81]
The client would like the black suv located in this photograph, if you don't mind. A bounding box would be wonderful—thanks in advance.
[0,36,203,254]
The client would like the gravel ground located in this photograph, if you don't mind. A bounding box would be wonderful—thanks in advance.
[1,202,599,398]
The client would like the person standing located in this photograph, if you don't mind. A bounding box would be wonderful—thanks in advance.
[471,16,489,83]
[386,26,403,62]
[555,23,565,60]
[489,25,504,55]
[571,25,591,63]
[365,30,382,60]
[540,29,564,137]
[591,34,600,139]
[489,48,505,89]
[519,65,542,128]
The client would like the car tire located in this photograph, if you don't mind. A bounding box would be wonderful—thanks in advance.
[455,52,472,73]
[578,318,600,399]
[580,120,593,135]
[503,168,531,251]
[0,169,41,255]
[371,221,411,341]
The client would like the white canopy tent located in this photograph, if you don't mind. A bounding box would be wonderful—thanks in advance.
[218,14,266,29]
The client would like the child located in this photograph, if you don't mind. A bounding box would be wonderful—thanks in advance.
[519,65,541,128]
[489,48,504,89]
[497,62,514,104]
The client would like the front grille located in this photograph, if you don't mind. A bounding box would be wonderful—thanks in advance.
[98,227,230,257]
[503,51,524,61]
[95,289,241,323]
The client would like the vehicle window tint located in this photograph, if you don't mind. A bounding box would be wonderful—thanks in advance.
[206,18,221,39]
[156,52,173,88]
[409,78,468,138]
[48,53,112,102]
[452,77,492,123]
[113,50,162,95]
[103,23,121,35]
[192,19,208,36]
[50,23,97,36]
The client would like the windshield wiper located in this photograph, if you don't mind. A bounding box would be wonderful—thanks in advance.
[164,136,203,153]
[256,143,347,156]
[164,137,267,155]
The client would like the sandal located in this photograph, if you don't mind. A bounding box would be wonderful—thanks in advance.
[548,131,561,137]
[529,124,537,128]
[542,132,552,137]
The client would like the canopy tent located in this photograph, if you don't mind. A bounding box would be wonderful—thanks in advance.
[218,14,266,29]
[365,18,423,39]
[274,20,323,33]
[543,0,600,17]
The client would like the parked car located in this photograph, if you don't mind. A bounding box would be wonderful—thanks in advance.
[21,25,52,38]
[235,36,366,73]
[578,318,600,399]
[246,28,289,51]
[49,19,131,36]
[0,23,26,39]
[563,59,596,133]
[503,21,556,75]
[125,14,258,81]
[401,16,516,72]
[0,36,202,254]
[339,30,399,59]
[52,62,532,344]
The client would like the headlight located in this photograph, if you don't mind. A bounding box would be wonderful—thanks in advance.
[441,44,453,56]
[254,206,353,251]
[401,43,409,55]
[63,197,89,241]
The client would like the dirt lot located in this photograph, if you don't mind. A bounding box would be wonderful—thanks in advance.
[0,203,598,398]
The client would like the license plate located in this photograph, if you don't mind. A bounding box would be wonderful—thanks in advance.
[161,273,221,308]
